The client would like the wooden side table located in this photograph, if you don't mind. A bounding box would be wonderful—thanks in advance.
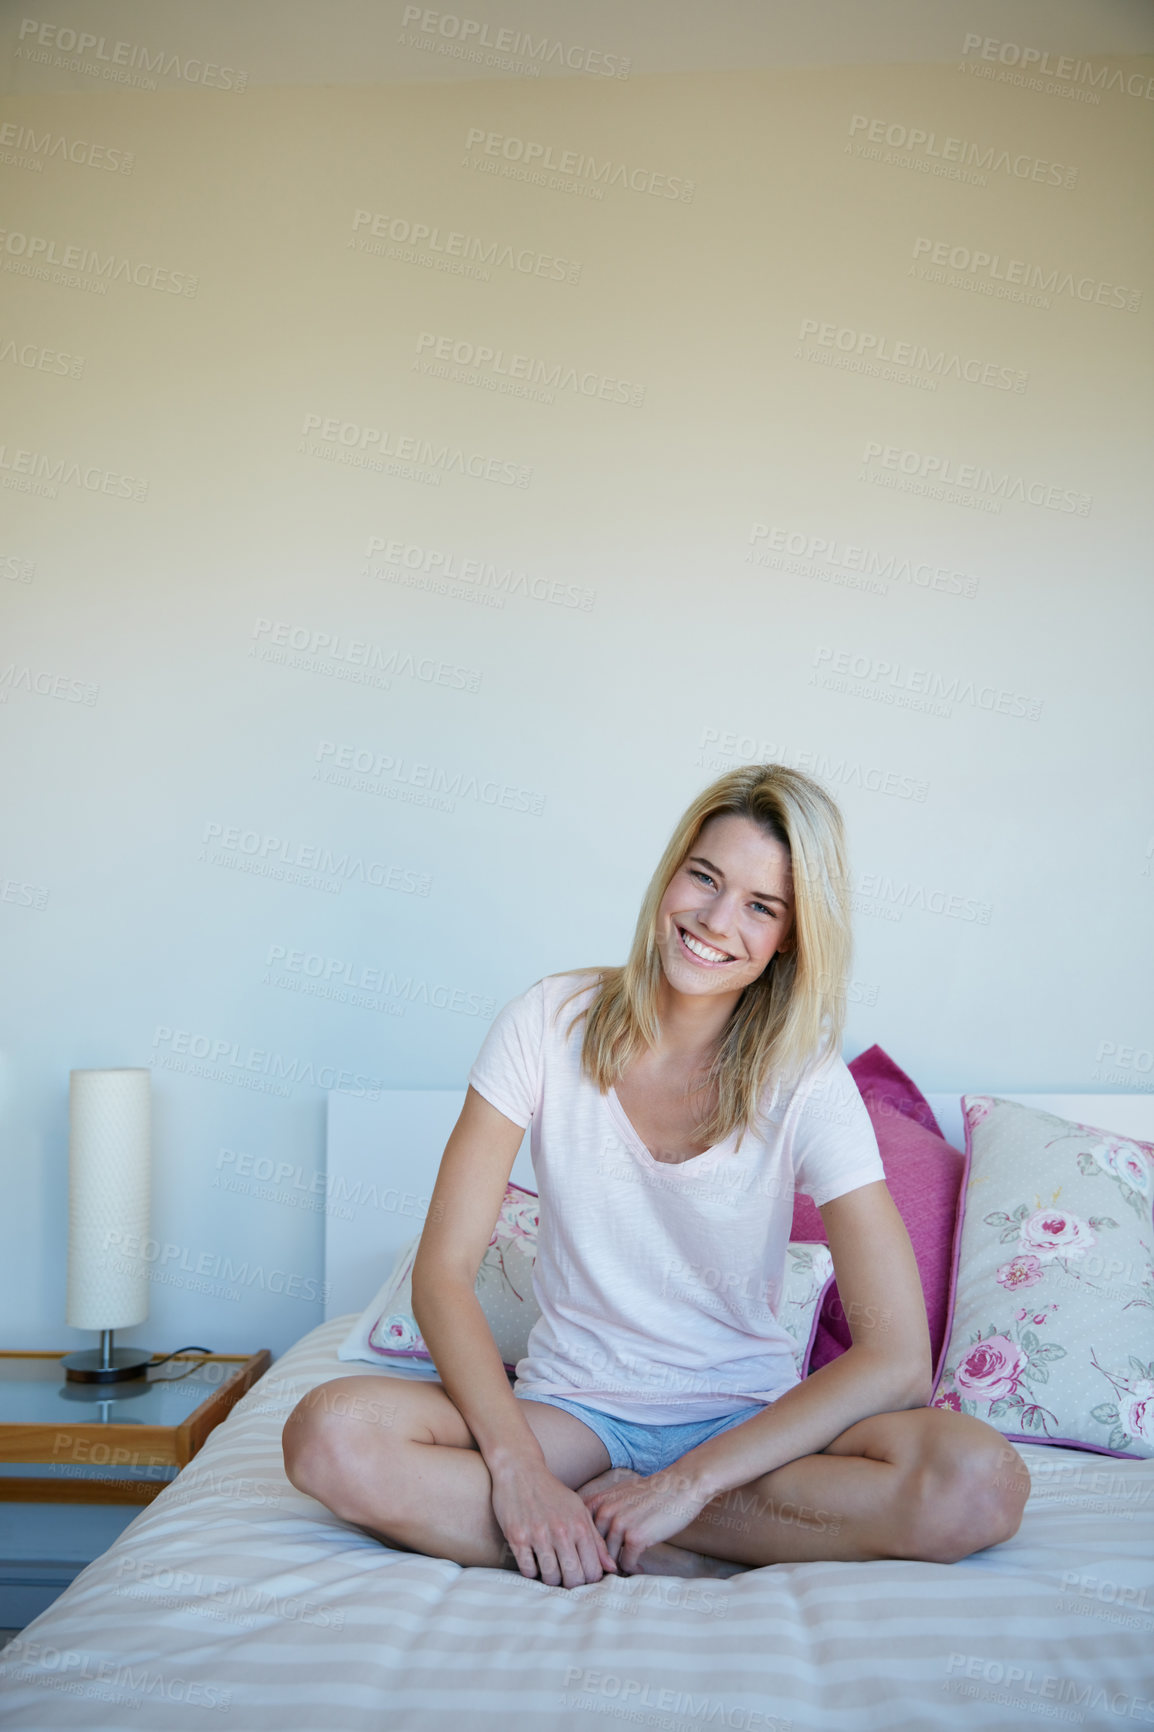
[0,1350,271,1504]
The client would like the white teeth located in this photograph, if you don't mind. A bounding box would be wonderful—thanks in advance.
[681,928,732,964]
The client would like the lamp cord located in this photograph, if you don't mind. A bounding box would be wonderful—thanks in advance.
[148,1344,216,1381]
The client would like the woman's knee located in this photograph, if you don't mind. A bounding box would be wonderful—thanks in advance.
[282,1377,405,1500]
[894,1413,1029,1563]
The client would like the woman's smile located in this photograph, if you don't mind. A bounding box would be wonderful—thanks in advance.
[677,925,736,966]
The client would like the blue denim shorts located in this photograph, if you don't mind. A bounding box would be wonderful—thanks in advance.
[515,1392,764,1475]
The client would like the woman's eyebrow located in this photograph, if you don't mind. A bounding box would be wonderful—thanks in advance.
[688,855,791,906]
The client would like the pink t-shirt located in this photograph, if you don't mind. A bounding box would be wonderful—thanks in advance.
[467,971,886,1423]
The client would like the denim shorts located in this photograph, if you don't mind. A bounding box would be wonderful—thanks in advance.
[515,1391,764,1475]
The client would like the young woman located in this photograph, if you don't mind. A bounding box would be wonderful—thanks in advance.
[283,764,1029,1587]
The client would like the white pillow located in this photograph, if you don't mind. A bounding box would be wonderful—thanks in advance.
[337,1183,539,1375]
[338,1181,835,1384]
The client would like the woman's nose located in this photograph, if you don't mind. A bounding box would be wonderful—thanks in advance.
[698,892,738,933]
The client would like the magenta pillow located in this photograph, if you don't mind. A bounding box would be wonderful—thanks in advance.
[791,1045,965,1382]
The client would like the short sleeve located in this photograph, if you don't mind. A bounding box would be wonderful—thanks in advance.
[466,978,546,1129]
[792,1051,886,1208]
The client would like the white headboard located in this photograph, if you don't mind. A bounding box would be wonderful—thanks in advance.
[323,1090,1154,1322]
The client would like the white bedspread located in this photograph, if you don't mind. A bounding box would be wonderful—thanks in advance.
[2,1317,1152,1731]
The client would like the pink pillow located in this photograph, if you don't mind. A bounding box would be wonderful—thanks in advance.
[791,1045,965,1382]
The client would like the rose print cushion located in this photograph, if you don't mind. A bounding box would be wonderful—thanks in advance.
[338,1182,541,1375]
[775,1243,835,1375]
[338,1181,836,1383]
[931,1095,1154,1458]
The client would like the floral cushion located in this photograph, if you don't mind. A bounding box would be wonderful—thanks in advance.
[776,1243,835,1374]
[931,1095,1154,1457]
[337,1183,541,1374]
[338,1184,835,1383]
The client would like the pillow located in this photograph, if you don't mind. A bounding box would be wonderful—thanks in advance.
[777,1243,835,1377]
[338,1182,542,1374]
[339,1180,835,1383]
[930,1095,1154,1458]
[791,1044,965,1379]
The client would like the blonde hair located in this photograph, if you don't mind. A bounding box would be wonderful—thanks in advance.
[555,764,853,1148]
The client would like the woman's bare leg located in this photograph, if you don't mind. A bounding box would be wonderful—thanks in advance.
[282,1375,614,1571]
[627,1408,1029,1569]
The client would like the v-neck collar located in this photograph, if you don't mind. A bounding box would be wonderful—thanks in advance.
[606,1085,733,1175]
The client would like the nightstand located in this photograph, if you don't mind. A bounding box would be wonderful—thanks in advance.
[0,1349,271,1504]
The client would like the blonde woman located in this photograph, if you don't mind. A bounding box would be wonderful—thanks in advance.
[284,765,1028,1586]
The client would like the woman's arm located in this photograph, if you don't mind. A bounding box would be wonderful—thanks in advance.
[411,1086,618,1583]
[410,1086,549,1477]
[669,1180,934,1505]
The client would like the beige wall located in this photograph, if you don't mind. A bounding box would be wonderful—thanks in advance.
[2,2,1151,1352]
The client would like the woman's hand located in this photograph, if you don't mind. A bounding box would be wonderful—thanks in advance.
[489,1463,620,1588]
[580,1467,710,1574]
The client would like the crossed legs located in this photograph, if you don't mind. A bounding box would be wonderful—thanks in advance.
[282,1375,1030,1580]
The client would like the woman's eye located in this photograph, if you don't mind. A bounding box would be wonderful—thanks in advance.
[690,869,714,886]
[752,903,776,917]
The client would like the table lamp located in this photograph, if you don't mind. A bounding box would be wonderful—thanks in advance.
[60,1067,154,1383]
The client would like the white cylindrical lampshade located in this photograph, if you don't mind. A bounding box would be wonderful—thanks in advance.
[66,1068,152,1330]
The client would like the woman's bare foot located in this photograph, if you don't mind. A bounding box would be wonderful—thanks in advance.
[577,1467,748,1580]
[629,1540,748,1580]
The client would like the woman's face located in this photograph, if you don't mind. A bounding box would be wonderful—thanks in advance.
[655,813,794,1002]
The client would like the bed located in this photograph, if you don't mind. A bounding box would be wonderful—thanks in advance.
[2,1089,1153,1731]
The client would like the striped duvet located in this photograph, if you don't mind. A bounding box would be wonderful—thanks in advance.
[2,1316,1152,1731]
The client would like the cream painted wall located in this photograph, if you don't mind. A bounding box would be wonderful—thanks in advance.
[2,2,1152,1356]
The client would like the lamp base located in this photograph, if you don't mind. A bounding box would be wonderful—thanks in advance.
[61,1346,154,1384]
